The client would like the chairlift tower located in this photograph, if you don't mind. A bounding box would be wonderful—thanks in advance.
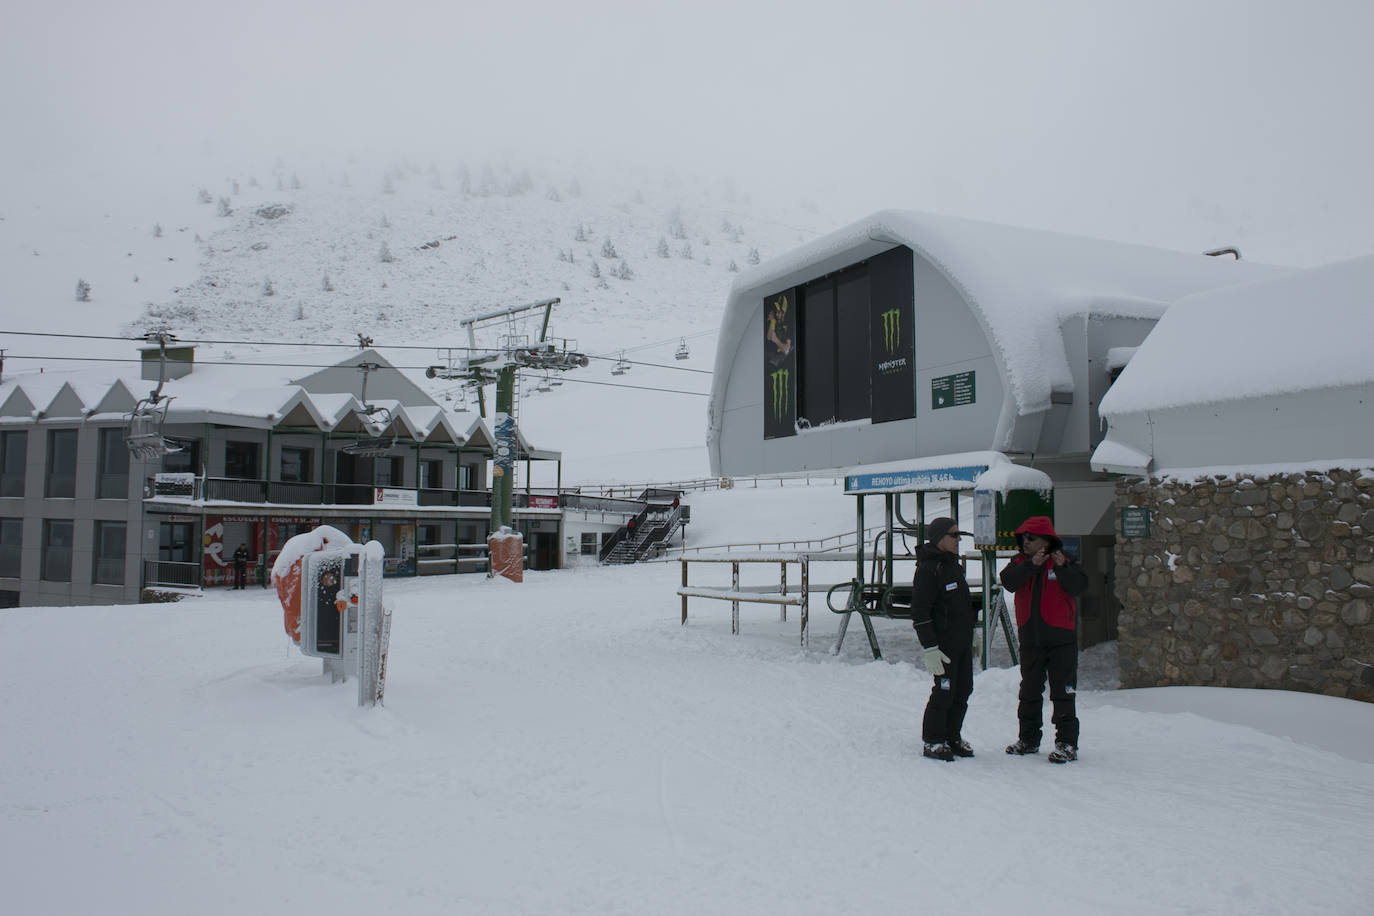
[455,298,588,538]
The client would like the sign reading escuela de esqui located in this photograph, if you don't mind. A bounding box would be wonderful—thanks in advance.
[932,371,975,409]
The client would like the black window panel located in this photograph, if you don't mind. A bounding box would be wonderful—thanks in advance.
[835,268,871,422]
[800,279,836,426]
[42,518,73,582]
[93,521,126,585]
[0,518,21,578]
[159,521,194,563]
[420,459,444,489]
[46,430,78,498]
[162,437,200,475]
[0,590,17,608]
[280,447,312,483]
[97,428,130,499]
[376,456,404,487]
[0,431,26,498]
[225,441,259,480]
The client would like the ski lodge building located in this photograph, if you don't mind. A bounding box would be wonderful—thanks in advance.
[707,209,1286,649]
[0,346,574,607]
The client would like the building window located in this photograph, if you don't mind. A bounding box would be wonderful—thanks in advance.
[280,446,312,483]
[458,463,477,491]
[580,532,598,556]
[0,430,26,498]
[42,518,73,582]
[225,441,259,480]
[0,518,21,578]
[376,456,405,487]
[0,590,17,608]
[420,458,445,489]
[93,521,126,585]
[162,437,200,475]
[46,429,78,498]
[97,428,131,499]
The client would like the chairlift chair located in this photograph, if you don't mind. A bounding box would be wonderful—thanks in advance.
[675,338,690,360]
[124,396,182,461]
[612,352,631,376]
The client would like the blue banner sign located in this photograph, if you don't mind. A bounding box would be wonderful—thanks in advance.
[845,464,988,494]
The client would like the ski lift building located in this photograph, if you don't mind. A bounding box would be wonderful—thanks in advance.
[708,209,1288,645]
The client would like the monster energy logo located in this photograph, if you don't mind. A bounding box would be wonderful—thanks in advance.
[881,308,902,355]
[770,368,790,421]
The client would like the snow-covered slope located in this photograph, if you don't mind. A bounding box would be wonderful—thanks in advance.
[2,554,1371,915]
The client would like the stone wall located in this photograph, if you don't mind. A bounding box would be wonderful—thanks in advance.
[1114,468,1374,702]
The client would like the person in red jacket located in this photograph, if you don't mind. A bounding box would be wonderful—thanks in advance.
[1000,516,1088,763]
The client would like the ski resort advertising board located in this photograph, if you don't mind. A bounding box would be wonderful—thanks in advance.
[762,246,915,440]
[763,289,796,439]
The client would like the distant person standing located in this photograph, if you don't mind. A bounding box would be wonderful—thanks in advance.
[232,543,249,590]
[911,517,976,761]
[1001,516,1089,763]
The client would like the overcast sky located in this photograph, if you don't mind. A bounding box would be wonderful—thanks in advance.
[5,0,1373,265]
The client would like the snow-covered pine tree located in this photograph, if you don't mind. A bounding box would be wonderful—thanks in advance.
[322,274,334,292]
[574,224,588,242]
[197,187,212,204]
[679,242,693,260]
[728,259,739,272]
[379,243,395,263]
[589,261,601,279]
[601,238,618,259]
[657,237,670,258]
[615,260,634,280]
[153,223,163,238]
[217,197,232,217]
[290,173,302,190]
[747,247,760,265]
[75,279,91,301]
[262,277,275,297]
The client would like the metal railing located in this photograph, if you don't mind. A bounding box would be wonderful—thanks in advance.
[144,559,201,588]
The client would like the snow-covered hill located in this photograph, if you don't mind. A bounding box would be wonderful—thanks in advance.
[1,155,838,482]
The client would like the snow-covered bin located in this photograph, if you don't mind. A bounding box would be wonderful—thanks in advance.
[488,526,524,583]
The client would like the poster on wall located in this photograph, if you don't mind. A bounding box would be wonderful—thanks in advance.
[763,288,798,439]
[868,246,915,423]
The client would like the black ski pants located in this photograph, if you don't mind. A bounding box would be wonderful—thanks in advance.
[922,642,974,744]
[1017,642,1079,747]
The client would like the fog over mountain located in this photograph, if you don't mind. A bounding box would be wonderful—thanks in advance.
[3,1,1372,479]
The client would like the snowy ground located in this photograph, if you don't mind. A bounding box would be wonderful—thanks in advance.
[4,555,1372,915]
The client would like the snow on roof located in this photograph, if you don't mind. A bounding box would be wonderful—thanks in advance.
[844,449,1050,494]
[0,346,459,440]
[715,209,1289,425]
[1099,253,1374,415]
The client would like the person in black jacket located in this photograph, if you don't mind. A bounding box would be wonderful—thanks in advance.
[1000,516,1089,763]
[232,543,249,590]
[911,517,976,762]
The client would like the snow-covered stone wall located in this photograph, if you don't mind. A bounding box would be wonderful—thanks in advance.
[1114,469,1374,702]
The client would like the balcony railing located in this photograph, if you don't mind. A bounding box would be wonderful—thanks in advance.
[146,476,510,510]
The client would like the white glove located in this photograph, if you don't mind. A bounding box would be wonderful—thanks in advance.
[923,646,951,676]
